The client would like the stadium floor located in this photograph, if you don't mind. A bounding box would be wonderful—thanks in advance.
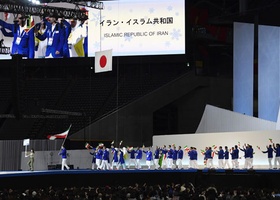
[0,168,279,189]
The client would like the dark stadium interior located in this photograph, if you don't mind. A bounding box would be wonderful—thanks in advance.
[1,0,280,195]
[1,0,280,145]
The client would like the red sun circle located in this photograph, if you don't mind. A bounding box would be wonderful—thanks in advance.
[99,55,107,68]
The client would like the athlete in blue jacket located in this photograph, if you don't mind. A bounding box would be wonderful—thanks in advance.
[143,147,153,170]
[135,147,143,169]
[36,16,64,58]
[0,14,35,58]
[127,147,136,169]
[205,147,213,168]
[172,146,178,169]
[273,143,280,169]
[232,145,239,169]
[166,145,173,169]
[177,146,184,169]
[154,146,160,169]
[58,145,70,170]
[217,146,224,169]
[100,146,110,170]
[247,145,254,169]
[224,146,230,169]
[117,147,126,170]
[262,144,273,169]
[95,147,103,170]
[89,149,96,170]
[110,147,119,170]
[239,144,249,169]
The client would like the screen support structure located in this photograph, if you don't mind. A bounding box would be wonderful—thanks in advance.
[0,2,88,20]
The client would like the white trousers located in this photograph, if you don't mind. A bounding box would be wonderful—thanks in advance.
[111,161,118,170]
[96,159,101,169]
[154,159,159,169]
[167,158,173,169]
[101,160,110,170]
[218,159,224,169]
[189,160,194,168]
[233,159,239,169]
[61,158,70,170]
[244,158,249,169]
[190,160,198,169]
[136,159,141,169]
[117,162,126,170]
[194,160,198,169]
[146,160,152,169]
[177,159,183,169]
[248,158,253,169]
[91,163,96,170]
[128,158,137,168]
[274,157,280,168]
[224,159,230,169]
[268,158,272,169]
[161,158,167,169]
[206,159,213,168]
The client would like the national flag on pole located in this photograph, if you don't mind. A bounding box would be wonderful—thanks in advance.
[159,154,164,167]
[24,16,35,32]
[74,38,85,57]
[123,147,128,160]
[47,124,72,140]
[95,49,112,73]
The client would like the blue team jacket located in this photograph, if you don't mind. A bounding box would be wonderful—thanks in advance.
[0,19,35,58]
[36,23,64,58]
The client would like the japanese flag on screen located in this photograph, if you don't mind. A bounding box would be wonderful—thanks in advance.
[95,49,113,73]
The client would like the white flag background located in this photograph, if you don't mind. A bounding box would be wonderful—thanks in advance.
[95,49,113,73]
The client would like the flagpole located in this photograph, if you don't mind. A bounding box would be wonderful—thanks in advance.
[61,124,72,147]
[61,134,68,147]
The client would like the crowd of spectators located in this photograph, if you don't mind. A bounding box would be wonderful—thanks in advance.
[1,182,280,200]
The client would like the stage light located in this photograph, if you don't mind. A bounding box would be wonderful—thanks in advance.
[84,1,104,9]
[28,0,40,5]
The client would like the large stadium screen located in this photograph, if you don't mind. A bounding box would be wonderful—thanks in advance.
[0,0,185,59]
[88,0,185,56]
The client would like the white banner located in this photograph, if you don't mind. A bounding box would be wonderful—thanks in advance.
[88,0,185,56]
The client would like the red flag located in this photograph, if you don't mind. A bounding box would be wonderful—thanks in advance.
[85,143,92,149]
[95,49,112,73]
[47,124,71,140]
